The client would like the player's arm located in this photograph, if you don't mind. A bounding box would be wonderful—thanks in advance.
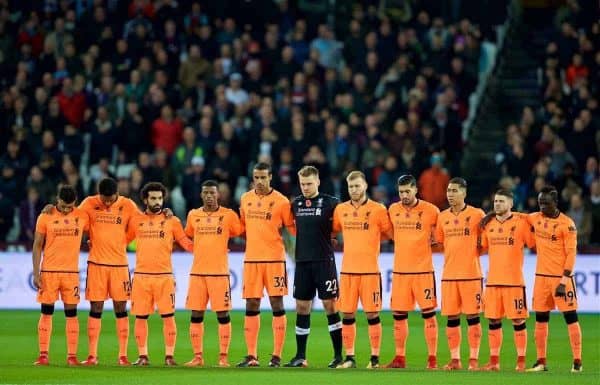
[478,226,489,254]
[238,202,246,237]
[434,216,444,245]
[229,210,244,238]
[172,218,193,252]
[282,200,296,236]
[184,211,194,239]
[32,231,45,290]
[556,221,578,297]
[126,217,137,244]
[379,209,393,241]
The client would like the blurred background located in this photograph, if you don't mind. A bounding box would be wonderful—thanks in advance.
[0,0,598,252]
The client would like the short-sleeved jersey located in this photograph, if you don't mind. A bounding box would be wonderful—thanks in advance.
[388,199,440,273]
[333,199,392,274]
[80,195,140,266]
[185,206,243,275]
[240,189,295,262]
[35,207,89,272]
[435,205,485,280]
[292,193,339,262]
[481,214,535,286]
[127,213,190,274]
[527,212,577,276]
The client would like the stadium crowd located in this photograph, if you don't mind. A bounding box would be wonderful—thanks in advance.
[1,0,597,249]
[493,1,599,247]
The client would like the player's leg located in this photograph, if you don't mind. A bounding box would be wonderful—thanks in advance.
[441,281,462,370]
[512,319,527,371]
[481,286,502,371]
[504,286,528,371]
[265,262,288,367]
[35,303,54,365]
[110,266,131,365]
[338,273,359,368]
[237,262,262,367]
[528,276,553,372]
[131,276,152,366]
[82,264,107,365]
[360,274,383,369]
[216,311,232,367]
[418,273,439,369]
[285,262,313,367]
[59,273,82,366]
[268,295,286,367]
[387,274,411,369]
[556,277,582,372]
[185,275,209,367]
[207,275,233,367]
[322,299,343,368]
[462,280,483,370]
[157,277,177,366]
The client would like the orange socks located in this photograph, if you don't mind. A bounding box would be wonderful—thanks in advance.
[513,323,527,357]
[446,319,461,360]
[244,312,260,357]
[367,317,382,356]
[218,316,232,356]
[567,322,582,361]
[190,318,204,356]
[342,318,356,356]
[272,312,286,358]
[534,321,548,361]
[423,314,438,357]
[163,316,177,356]
[393,316,408,356]
[467,318,482,360]
[488,324,503,356]
[115,313,129,357]
[65,316,79,356]
[87,313,102,357]
[38,314,53,354]
[134,317,148,356]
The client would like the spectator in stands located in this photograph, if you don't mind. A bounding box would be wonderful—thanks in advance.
[19,187,43,243]
[418,152,450,209]
[151,104,183,156]
[567,192,592,247]
[182,155,206,212]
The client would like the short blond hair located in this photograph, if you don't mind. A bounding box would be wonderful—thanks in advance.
[346,170,366,182]
[298,165,319,177]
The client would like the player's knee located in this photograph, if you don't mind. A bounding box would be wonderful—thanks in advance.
[367,316,381,325]
[161,313,175,319]
[90,301,103,313]
[421,311,436,319]
[89,311,102,319]
[563,310,578,324]
[393,313,408,321]
[513,322,526,331]
[217,314,231,324]
[64,308,77,317]
[447,318,460,328]
[246,299,260,311]
[41,304,55,315]
[115,311,128,319]
[535,312,550,323]
[113,301,127,313]
[489,320,502,330]
[322,300,336,314]
[245,310,260,317]
[136,315,149,320]
[342,318,356,325]
[273,310,286,317]
[466,316,480,326]
[191,316,203,323]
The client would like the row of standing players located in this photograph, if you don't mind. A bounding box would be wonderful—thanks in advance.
[31,163,582,372]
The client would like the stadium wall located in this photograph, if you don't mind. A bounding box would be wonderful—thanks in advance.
[1,253,599,312]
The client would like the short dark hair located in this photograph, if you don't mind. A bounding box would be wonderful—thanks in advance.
[397,174,416,187]
[448,177,467,189]
[495,188,514,199]
[540,185,559,202]
[98,177,118,196]
[140,182,167,200]
[254,162,272,174]
[58,185,77,204]
[201,180,219,188]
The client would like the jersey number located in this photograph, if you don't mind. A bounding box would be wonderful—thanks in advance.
[325,279,338,292]
[73,286,80,298]
[170,293,175,306]
[475,293,482,304]
[123,281,132,294]
[514,299,525,310]
[424,288,432,300]
[274,276,287,288]
[372,292,381,304]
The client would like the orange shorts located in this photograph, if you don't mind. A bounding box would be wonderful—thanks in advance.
[85,262,131,302]
[242,261,288,299]
[532,275,578,312]
[483,286,529,319]
[390,272,437,312]
[339,273,382,313]
[37,271,80,305]
[131,274,176,315]
[441,279,483,316]
[186,275,232,312]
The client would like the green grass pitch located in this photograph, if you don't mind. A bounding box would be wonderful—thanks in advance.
[0,310,598,385]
